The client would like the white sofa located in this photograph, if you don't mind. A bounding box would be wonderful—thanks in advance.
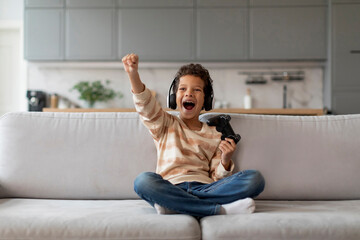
[0,111,359,240]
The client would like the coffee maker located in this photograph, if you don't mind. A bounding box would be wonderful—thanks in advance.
[27,90,47,111]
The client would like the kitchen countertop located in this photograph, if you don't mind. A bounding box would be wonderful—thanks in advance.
[43,108,325,116]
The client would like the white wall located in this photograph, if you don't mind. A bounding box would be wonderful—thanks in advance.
[0,0,26,115]
[0,0,23,20]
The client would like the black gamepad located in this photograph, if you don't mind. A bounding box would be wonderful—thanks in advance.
[206,114,241,144]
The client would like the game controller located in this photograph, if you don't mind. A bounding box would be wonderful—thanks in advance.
[206,114,241,144]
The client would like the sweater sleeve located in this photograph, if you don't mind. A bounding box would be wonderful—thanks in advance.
[132,87,170,141]
[209,148,235,181]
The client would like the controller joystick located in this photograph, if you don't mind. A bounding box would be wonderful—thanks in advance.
[206,114,241,144]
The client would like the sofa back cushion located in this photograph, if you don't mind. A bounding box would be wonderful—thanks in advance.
[0,112,156,199]
[200,113,360,200]
[1,112,360,200]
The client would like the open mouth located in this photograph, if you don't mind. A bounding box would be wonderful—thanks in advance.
[183,101,195,110]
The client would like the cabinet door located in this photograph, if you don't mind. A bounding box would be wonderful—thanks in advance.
[66,9,116,60]
[197,8,248,60]
[66,0,115,7]
[250,0,326,7]
[117,0,193,8]
[332,4,360,90]
[24,9,64,60]
[250,7,327,60]
[197,0,247,7]
[118,9,194,61]
[332,91,360,114]
[332,3,360,114]
[25,0,64,7]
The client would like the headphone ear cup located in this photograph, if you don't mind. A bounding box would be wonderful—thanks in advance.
[204,95,213,111]
[168,93,177,110]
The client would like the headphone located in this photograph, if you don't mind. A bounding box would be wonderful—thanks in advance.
[167,77,214,111]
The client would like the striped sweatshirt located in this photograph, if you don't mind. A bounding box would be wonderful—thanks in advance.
[133,87,234,185]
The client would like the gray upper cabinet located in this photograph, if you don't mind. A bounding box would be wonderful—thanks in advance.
[196,0,247,7]
[197,8,248,60]
[117,0,193,8]
[66,0,116,8]
[25,0,64,8]
[24,9,64,60]
[118,8,194,61]
[331,3,360,114]
[249,0,327,7]
[24,0,329,61]
[249,1,327,60]
[65,9,116,60]
[332,0,360,3]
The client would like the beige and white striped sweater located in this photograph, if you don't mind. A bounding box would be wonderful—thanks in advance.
[133,87,234,185]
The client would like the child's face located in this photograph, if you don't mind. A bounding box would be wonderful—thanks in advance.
[176,75,205,121]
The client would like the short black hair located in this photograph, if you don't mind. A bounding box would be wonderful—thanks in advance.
[173,63,213,99]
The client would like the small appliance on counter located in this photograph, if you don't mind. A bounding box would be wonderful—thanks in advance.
[26,90,47,111]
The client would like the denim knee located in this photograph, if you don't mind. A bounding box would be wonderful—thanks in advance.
[133,172,160,195]
[246,170,265,198]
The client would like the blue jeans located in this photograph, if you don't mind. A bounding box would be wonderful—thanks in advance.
[134,170,265,217]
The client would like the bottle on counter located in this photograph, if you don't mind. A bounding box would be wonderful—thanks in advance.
[244,88,252,109]
[50,94,59,108]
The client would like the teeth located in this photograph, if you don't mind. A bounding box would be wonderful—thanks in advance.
[183,101,195,110]
[183,102,195,106]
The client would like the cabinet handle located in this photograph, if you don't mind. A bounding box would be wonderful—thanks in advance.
[350,50,360,54]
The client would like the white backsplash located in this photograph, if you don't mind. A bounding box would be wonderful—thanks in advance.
[27,62,324,109]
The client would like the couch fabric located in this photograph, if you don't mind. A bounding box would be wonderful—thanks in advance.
[199,113,360,200]
[1,112,360,240]
[0,198,200,240]
[201,200,360,240]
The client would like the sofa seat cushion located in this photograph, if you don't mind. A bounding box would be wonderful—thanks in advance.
[0,198,201,240]
[201,200,360,240]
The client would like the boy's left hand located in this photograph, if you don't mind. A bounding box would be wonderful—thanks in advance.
[219,138,236,170]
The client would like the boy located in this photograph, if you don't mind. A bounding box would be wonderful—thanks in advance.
[122,53,264,217]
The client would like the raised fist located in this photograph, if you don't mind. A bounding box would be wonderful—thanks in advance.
[122,53,139,73]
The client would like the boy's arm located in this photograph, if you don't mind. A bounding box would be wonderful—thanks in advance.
[210,138,236,181]
[122,54,169,140]
[219,138,236,170]
[122,53,145,94]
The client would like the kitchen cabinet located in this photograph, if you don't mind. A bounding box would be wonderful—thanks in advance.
[196,7,248,60]
[332,92,360,114]
[118,8,194,61]
[25,0,64,8]
[331,2,360,114]
[249,0,327,7]
[24,0,328,61]
[24,9,64,60]
[66,0,116,8]
[117,0,193,8]
[196,0,247,7]
[249,0,327,60]
[65,9,117,60]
